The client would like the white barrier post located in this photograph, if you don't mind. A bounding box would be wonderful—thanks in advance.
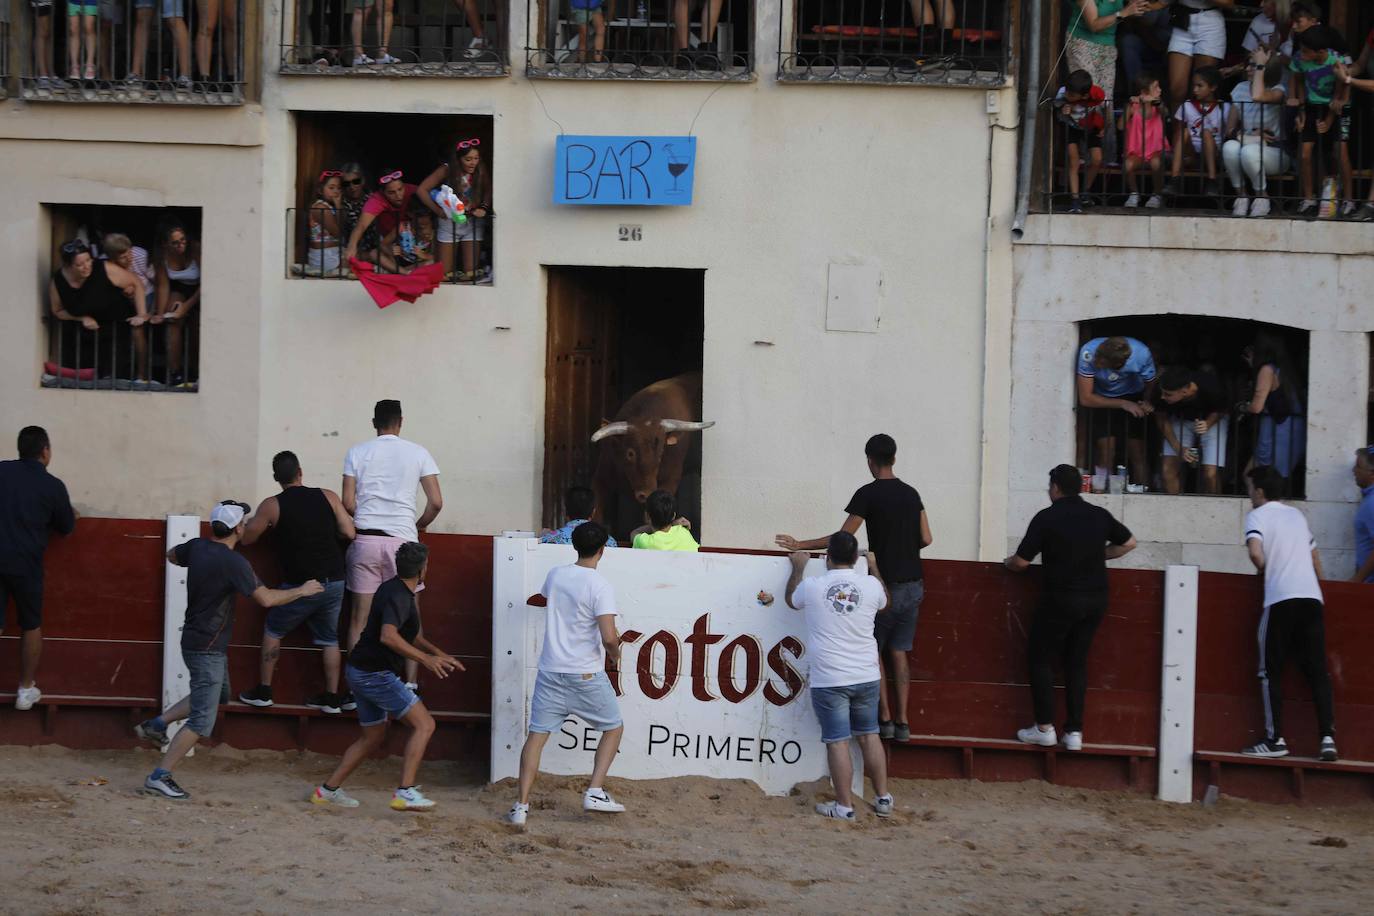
[162,515,199,743]
[490,535,532,783]
[1157,564,1199,803]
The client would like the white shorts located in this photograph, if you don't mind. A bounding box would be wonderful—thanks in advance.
[1162,415,1229,467]
[436,216,485,244]
[306,246,341,274]
[1168,9,1226,60]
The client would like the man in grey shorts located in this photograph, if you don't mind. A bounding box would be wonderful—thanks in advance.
[777,434,932,742]
[507,522,625,826]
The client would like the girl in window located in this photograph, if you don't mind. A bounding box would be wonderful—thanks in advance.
[155,222,202,387]
[308,169,344,276]
[416,138,491,281]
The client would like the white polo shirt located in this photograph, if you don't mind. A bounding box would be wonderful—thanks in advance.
[342,434,439,541]
[1244,501,1322,608]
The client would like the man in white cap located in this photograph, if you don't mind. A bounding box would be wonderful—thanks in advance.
[134,501,324,799]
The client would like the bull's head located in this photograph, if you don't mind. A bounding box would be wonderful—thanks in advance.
[591,418,715,503]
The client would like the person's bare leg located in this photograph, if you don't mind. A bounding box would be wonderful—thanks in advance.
[397,703,435,787]
[1202,130,1218,181]
[577,22,588,62]
[1124,155,1140,194]
[700,0,723,45]
[131,8,151,76]
[156,725,202,772]
[672,0,688,50]
[1338,143,1353,206]
[19,629,42,689]
[169,17,191,79]
[158,694,193,725]
[83,14,97,76]
[379,0,395,57]
[34,14,53,78]
[321,646,342,693]
[459,239,477,276]
[67,13,81,77]
[438,240,456,275]
[1094,435,1115,475]
[588,725,623,789]
[259,634,283,686]
[347,592,375,651]
[1162,455,1182,494]
[324,723,387,788]
[1067,143,1081,197]
[517,731,551,804]
[352,7,365,59]
[1300,142,1314,201]
[1167,51,1192,114]
[1126,436,1148,487]
[195,0,220,77]
[888,649,910,726]
[219,0,238,79]
[132,326,148,379]
[1200,465,1220,495]
[876,655,891,722]
[461,0,485,38]
[592,11,605,61]
[100,19,113,80]
[404,620,421,685]
[1150,154,1164,193]
[826,740,855,808]
[1085,147,1103,197]
[857,732,888,799]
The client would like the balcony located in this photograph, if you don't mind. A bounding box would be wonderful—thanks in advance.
[1,4,10,99]
[778,0,1009,86]
[524,0,752,81]
[16,1,247,105]
[285,209,495,286]
[279,0,507,76]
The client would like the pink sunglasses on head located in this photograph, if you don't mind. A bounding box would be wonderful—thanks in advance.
[456,138,481,151]
[378,170,404,185]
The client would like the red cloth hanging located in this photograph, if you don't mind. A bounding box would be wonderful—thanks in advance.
[349,258,446,309]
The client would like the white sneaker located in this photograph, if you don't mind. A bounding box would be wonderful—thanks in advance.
[1144,194,1163,209]
[390,786,435,811]
[1123,192,1140,208]
[15,685,41,711]
[311,785,360,808]
[376,52,400,64]
[1016,725,1057,747]
[1339,199,1357,218]
[582,788,625,813]
[1232,197,1250,217]
[872,794,894,818]
[814,801,855,820]
[1249,197,1271,218]
[1296,198,1317,216]
[506,802,529,825]
[353,54,375,66]
[466,37,487,59]
[1062,731,1083,751]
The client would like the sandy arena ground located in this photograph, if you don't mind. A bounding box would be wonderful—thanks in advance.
[0,744,1370,914]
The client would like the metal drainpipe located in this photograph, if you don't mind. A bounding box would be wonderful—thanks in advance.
[1010,0,1043,241]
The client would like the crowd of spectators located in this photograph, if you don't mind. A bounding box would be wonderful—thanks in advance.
[1055,1,1374,219]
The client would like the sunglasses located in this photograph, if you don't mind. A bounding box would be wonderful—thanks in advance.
[379,170,404,185]
[456,138,481,151]
[61,240,90,255]
[344,177,364,186]
[319,169,343,180]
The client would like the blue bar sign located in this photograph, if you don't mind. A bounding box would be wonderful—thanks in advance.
[554,136,696,206]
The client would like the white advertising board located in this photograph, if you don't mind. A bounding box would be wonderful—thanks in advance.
[491,538,867,796]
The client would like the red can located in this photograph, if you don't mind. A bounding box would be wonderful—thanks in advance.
[1081,474,1092,493]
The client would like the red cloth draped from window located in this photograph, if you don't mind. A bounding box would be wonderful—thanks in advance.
[349,259,445,309]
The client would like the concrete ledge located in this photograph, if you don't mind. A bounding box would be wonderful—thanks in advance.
[1016,213,1373,255]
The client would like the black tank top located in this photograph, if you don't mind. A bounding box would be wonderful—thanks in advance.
[274,487,346,584]
[53,261,123,320]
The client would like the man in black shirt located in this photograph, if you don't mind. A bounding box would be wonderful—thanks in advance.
[776,434,933,743]
[313,541,463,811]
[135,501,323,799]
[1154,367,1229,495]
[0,426,77,712]
[239,451,356,713]
[1004,464,1136,751]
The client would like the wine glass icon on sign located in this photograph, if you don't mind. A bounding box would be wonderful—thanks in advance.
[663,144,689,196]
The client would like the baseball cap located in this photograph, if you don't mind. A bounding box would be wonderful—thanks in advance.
[210,501,249,530]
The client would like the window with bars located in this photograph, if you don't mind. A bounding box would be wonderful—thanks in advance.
[279,0,507,75]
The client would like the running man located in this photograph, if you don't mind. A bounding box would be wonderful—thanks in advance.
[313,541,464,810]
[507,521,626,826]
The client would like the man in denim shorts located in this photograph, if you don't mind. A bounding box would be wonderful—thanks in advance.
[507,522,625,826]
[786,532,893,821]
[313,542,464,811]
[135,501,324,799]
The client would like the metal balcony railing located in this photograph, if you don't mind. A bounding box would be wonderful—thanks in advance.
[280,0,507,75]
[17,0,245,105]
[525,0,752,81]
[285,208,495,286]
[41,311,199,392]
[779,0,1008,86]
[1,3,11,99]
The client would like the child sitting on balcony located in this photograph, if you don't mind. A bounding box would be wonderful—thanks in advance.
[392,206,437,273]
[1165,66,1226,201]
[1122,72,1168,210]
[1054,69,1107,214]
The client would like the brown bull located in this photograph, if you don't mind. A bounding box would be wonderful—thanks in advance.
[591,371,714,512]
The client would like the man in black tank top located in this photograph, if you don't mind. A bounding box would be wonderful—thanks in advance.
[239,451,357,713]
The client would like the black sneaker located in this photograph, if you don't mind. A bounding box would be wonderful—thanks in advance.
[893,722,911,742]
[878,720,894,739]
[338,691,357,711]
[1241,737,1288,758]
[1319,736,1338,762]
[306,692,342,715]
[1067,196,1083,214]
[238,684,274,707]
[144,771,189,799]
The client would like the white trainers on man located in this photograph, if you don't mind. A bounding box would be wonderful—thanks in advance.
[814,801,856,820]
[582,788,625,813]
[506,802,529,826]
[872,794,894,818]
[1062,731,1083,751]
[1016,725,1057,747]
[14,685,41,711]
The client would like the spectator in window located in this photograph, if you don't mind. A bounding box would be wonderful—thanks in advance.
[67,0,98,82]
[541,486,619,547]
[1223,48,1292,219]
[1076,335,1156,486]
[350,0,400,67]
[417,139,492,282]
[569,0,607,65]
[97,0,124,81]
[1333,60,1374,221]
[1122,71,1168,209]
[672,0,726,69]
[1350,446,1374,584]
[1291,25,1354,217]
[344,169,415,274]
[29,2,60,90]
[1065,2,1147,166]
[154,222,201,387]
[128,2,193,88]
[1242,1,1293,57]
[337,162,377,269]
[1154,367,1228,494]
[1054,69,1107,214]
[1165,65,1226,200]
[453,0,489,59]
[307,169,344,277]
[195,0,239,83]
[391,205,436,273]
[1240,331,1306,490]
[48,239,150,378]
[630,490,699,551]
[1156,0,1234,113]
[101,233,156,316]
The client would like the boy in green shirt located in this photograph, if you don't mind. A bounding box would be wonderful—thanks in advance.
[1290,26,1354,216]
[630,490,699,552]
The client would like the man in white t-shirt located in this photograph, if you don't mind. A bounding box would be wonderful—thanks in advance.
[507,521,626,826]
[786,532,892,821]
[1241,466,1337,762]
[341,400,442,702]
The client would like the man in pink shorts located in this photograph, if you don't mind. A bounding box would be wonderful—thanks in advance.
[341,399,442,706]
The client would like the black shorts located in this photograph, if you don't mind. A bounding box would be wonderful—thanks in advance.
[1083,399,1147,442]
[1300,102,1351,144]
[0,573,44,632]
[1065,125,1102,151]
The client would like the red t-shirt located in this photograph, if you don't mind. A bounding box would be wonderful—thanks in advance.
[362,183,418,236]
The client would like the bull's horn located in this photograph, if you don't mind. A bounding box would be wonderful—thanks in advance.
[590,421,631,443]
[659,420,715,433]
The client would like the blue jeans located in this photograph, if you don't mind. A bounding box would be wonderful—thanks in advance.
[529,670,622,733]
[345,665,418,727]
[183,650,230,735]
[264,579,344,646]
[810,680,880,743]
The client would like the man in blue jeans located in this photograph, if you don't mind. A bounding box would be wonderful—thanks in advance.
[786,532,893,821]
[507,521,625,826]
[314,541,463,810]
[135,501,324,799]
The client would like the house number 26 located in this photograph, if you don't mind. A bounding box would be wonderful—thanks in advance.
[618,224,643,242]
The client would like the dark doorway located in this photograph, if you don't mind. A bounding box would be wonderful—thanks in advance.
[543,267,706,542]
